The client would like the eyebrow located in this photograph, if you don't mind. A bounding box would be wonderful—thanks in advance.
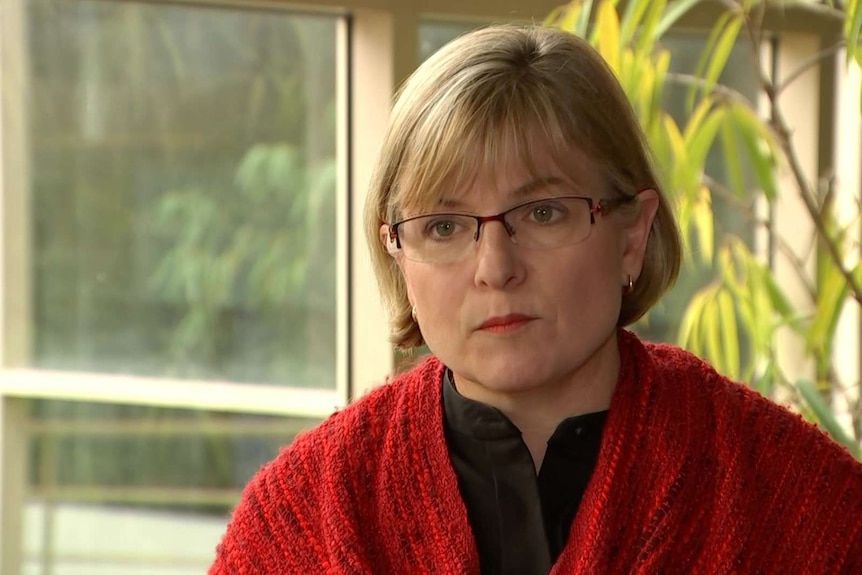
[436,176,567,209]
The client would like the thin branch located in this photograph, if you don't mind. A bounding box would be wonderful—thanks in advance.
[748,1,767,62]
[771,233,819,300]
[775,40,846,96]
[702,174,752,209]
[712,0,743,14]
[778,0,845,21]
[739,7,862,305]
[665,72,756,107]
[769,97,862,302]
[742,1,768,104]
[700,175,818,298]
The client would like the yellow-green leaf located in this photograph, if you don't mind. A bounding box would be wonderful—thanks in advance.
[730,104,778,200]
[719,118,745,197]
[717,288,740,378]
[620,0,650,44]
[635,0,667,55]
[704,15,742,96]
[692,187,715,263]
[846,0,862,65]
[688,11,731,110]
[556,1,586,35]
[597,0,621,73]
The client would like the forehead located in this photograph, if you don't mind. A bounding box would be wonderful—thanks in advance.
[394,132,604,215]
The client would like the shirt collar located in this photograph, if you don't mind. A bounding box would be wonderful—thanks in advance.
[442,368,609,442]
[442,368,522,440]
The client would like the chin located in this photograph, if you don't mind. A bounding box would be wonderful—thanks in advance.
[468,360,550,393]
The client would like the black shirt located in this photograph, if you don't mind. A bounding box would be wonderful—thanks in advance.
[442,370,607,574]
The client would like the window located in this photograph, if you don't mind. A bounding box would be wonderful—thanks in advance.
[22,399,319,574]
[2,1,344,571]
[22,0,342,389]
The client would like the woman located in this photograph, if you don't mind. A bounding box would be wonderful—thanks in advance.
[210,25,862,574]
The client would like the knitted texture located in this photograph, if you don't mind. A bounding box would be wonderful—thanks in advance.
[210,331,862,574]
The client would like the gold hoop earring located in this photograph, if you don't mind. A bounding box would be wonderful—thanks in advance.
[411,306,418,322]
[623,274,634,294]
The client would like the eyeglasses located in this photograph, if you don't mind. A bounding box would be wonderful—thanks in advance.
[386,195,634,264]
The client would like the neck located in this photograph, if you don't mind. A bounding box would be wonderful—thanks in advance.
[453,332,620,471]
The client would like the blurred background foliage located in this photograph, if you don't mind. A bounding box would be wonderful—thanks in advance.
[32,0,338,386]
[548,0,862,458]
[27,0,337,509]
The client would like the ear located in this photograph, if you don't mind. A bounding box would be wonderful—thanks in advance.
[621,189,659,280]
[381,223,404,264]
[379,223,394,252]
[382,223,414,303]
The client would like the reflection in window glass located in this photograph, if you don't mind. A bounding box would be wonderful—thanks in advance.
[22,399,319,575]
[25,0,340,388]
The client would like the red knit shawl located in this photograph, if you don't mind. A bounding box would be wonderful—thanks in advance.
[210,330,862,574]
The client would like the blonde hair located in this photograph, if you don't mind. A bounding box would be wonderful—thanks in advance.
[365,25,681,349]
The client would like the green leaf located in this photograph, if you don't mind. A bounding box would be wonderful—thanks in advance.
[678,285,711,353]
[634,0,667,54]
[557,2,582,33]
[655,0,703,39]
[759,264,795,321]
[575,0,595,37]
[649,49,672,126]
[692,187,715,263]
[663,115,688,162]
[619,0,650,43]
[846,0,862,65]
[688,10,732,110]
[719,118,745,198]
[752,361,775,397]
[686,103,724,169]
[703,14,743,100]
[702,289,723,368]
[543,4,566,26]
[796,378,860,458]
[730,104,778,200]
[808,202,852,358]
[717,287,740,379]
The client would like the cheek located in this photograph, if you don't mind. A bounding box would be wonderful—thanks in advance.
[402,263,465,316]
[545,246,623,310]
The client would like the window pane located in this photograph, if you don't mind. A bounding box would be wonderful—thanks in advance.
[21,399,319,575]
[21,0,341,387]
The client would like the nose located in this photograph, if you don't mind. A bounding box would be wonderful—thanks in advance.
[473,220,525,289]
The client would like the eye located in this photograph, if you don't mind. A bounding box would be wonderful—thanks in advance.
[527,202,566,225]
[532,205,556,223]
[422,216,468,240]
[432,220,456,237]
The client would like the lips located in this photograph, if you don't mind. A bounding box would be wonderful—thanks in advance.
[478,313,534,332]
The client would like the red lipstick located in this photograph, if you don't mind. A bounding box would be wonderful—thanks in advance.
[478,314,534,333]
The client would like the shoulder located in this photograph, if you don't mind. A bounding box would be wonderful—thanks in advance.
[271,353,445,491]
[635,334,862,546]
[210,355,446,572]
[291,354,444,457]
[638,335,859,466]
[630,334,862,566]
